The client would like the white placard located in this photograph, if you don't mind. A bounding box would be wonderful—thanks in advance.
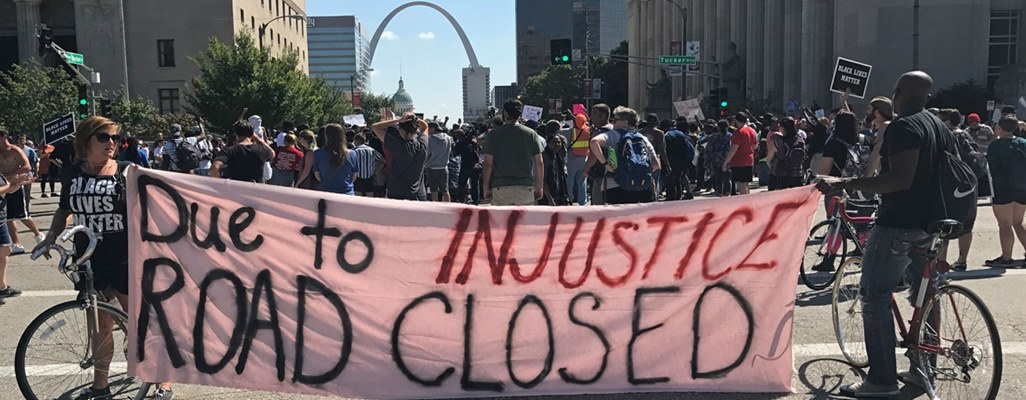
[523,105,544,122]
[343,114,366,127]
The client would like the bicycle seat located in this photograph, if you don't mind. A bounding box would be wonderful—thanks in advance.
[927,219,963,239]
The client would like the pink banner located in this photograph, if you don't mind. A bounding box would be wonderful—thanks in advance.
[127,167,820,399]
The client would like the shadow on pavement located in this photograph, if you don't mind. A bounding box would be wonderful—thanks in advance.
[795,289,835,308]
[796,358,930,399]
[946,267,1007,282]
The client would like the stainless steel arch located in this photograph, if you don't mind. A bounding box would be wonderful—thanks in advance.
[368,1,481,69]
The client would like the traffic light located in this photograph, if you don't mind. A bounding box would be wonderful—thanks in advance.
[717,87,729,109]
[98,97,112,117]
[709,89,720,111]
[77,85,90,119]
[37,25,53,56]
[550,39,572,65]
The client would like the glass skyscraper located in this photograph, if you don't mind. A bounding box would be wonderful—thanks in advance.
[308,16,371,94]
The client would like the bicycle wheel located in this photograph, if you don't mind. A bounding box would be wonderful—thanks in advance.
[15,300,142,400]
[831,257,868,368]
[914,285,1002,400]
[802,220,846,290]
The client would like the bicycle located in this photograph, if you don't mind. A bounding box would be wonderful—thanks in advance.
[832,219,1002,399]
[15,225,152,400]
[801,192,876,290]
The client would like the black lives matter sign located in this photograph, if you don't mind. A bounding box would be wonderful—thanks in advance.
[43,112,76,144]
[830,57,873,99]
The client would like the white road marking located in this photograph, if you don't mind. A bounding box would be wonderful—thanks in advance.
[19,290,78,298]
[0,362,127,377]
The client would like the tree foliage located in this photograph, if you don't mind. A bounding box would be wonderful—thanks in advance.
[186,31,351,133]
[520,41,630,117]
[0,60,78,142]
[96,90,159,137]
[927,79,992,120]
[359,92,396,124]
[592,40,629,109]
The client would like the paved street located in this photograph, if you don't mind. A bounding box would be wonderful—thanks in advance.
[1,185,1024,399]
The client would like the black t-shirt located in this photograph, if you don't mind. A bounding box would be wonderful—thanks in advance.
[822,138,849,177]
[877,109,952,229]
[60,161,130,267]
[384,126,428,198]
[51,139,75,170]
[807,124,829,154]
[213,143,273,182]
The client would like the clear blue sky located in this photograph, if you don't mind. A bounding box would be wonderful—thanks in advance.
[308,0,517,120]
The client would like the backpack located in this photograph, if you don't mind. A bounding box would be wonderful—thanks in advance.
[613,131,654,192]
[836,136,876,201]
[173,138,200,171]
[1007,138,1026,191]
[934,148,978,237]
[954,132,987,179]
[196,138,213,161]
[773,136,806,178]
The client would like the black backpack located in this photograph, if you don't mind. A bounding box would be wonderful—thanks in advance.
[772,136,806,178]
[173,138,200,171]
[954,131,988,179]
[934,147,978,237]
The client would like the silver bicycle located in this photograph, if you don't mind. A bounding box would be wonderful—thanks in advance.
[15,226,153,400]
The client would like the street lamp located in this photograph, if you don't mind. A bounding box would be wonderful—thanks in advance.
[259,14,306,49]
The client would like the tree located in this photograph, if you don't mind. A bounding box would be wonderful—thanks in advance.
[928,79,992,120]
[0,60,78,143]
[186,31,351,133]
[592,40,629,108]
[359,92,396,124]
[520,65,584,117]
[99,90,159,137]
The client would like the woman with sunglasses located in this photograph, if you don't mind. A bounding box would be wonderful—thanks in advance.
[32,116,175,400]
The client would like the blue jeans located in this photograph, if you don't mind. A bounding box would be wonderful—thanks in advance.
[566,162,587,205]
[860,225,931,386]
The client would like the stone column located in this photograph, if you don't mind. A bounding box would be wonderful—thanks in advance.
[715,0,731,67]
[746,0,765,101]
[74,0,129,93]
[731,0,747,102]
[702,0,716,92]
[14,0,42,64]
[763,0,785,102]
[801,0,835,108]
[783,0,803,108]
[628,0,643,109]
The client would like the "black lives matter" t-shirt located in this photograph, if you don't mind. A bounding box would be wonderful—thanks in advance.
[60,161,129,268]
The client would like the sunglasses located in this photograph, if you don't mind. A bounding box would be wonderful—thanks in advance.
[93,132,121,143]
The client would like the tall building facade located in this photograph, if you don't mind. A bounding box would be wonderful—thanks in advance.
[308,16,371,95]
[515,0,628,87]
[492,83,519,108]
[463,66,491,121]
[628,0,1026,117]
[0,0,309,114]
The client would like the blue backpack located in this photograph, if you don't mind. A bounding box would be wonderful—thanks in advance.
[613,131,654,192]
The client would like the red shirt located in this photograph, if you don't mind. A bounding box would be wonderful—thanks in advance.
[730,125,758,167]
[273,146,304,171]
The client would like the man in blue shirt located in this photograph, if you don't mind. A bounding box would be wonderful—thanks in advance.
[663,119,695,201]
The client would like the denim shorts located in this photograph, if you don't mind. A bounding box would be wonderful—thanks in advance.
[0,221,11,246]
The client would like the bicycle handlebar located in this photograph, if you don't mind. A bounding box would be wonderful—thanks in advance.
[29,226,99,274]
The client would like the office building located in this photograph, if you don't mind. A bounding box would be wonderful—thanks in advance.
[308,15,371,95]
[492,83,518,108]
[515,0,628,87]
[628,0,1026,117]
[463,66,491,121]
[1,0,309,114]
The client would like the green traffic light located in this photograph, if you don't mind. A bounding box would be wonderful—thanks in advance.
[562,55,569,62]
[720,101,728,108]
[79,98,88,106]
[79,113,88,119]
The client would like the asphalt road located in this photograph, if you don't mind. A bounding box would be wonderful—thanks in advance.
[1,184,1023,399]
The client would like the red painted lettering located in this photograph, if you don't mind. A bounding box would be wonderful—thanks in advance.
[642,217,688,280]
[702,209,755,281]
[597,222,640,287]
[675,213,714,280]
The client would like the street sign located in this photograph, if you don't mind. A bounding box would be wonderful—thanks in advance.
[659,55,696,65]
[583,79,593,100]
[43,112,76,145]
[592,78,602,100]
[572,48,582,62]
[64,51,84,65]
[987,100,996,111]
[830,57,873,99]
[686,41,701,75]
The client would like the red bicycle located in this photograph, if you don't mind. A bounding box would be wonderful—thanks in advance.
[801,193,875,290]
[832,220,1002,399]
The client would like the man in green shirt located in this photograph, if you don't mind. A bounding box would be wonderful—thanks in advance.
[482,100,544,206]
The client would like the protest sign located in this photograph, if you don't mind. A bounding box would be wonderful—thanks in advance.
[343,114,367,127]
[523,105,543,122]
[572,103,586,117]
[43,112,76,144]
[128,167,819,399]
[673,98,705,121]
[830,57,873,99]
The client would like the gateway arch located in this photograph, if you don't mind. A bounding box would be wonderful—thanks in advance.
[367,2,491,119]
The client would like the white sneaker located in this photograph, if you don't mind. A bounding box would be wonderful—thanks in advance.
[10,244,25,255]
[34,233,45,245]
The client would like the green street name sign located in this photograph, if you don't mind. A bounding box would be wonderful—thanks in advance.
[64,52,84,65]
[659,55,696,65]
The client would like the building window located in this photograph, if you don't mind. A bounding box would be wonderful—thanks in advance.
[158,89,180,114]
[261,0,264,7]
[251,16,255,31]
[157,39,175,67]
[240,8,245,24]
[989,10,1020,89]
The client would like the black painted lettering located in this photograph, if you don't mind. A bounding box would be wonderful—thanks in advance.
[336,231,374,274]
[138,175,188,243]
[193,269,248,374]
[505,295,554,389]
[190,203,227,252]
[628,286,680,385]
[558,292,609,384]
[235,270,285,381]
[391,292,456,386]
[228,207,263,252]
[300,199,341,270]
[461,294,504,392]
[137,258,186,367]
[293,275,353,384]
[691,282,754,379]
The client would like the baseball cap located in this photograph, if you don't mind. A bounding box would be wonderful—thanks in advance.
[967,113,981,124]
[170,124,182,136]
[427,121,440,130]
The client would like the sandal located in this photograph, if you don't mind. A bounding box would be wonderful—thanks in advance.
[951,262,967,272]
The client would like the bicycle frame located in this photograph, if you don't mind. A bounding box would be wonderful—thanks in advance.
[824,195,875,255]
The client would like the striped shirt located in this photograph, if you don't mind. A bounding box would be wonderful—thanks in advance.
[352,144,382,179]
